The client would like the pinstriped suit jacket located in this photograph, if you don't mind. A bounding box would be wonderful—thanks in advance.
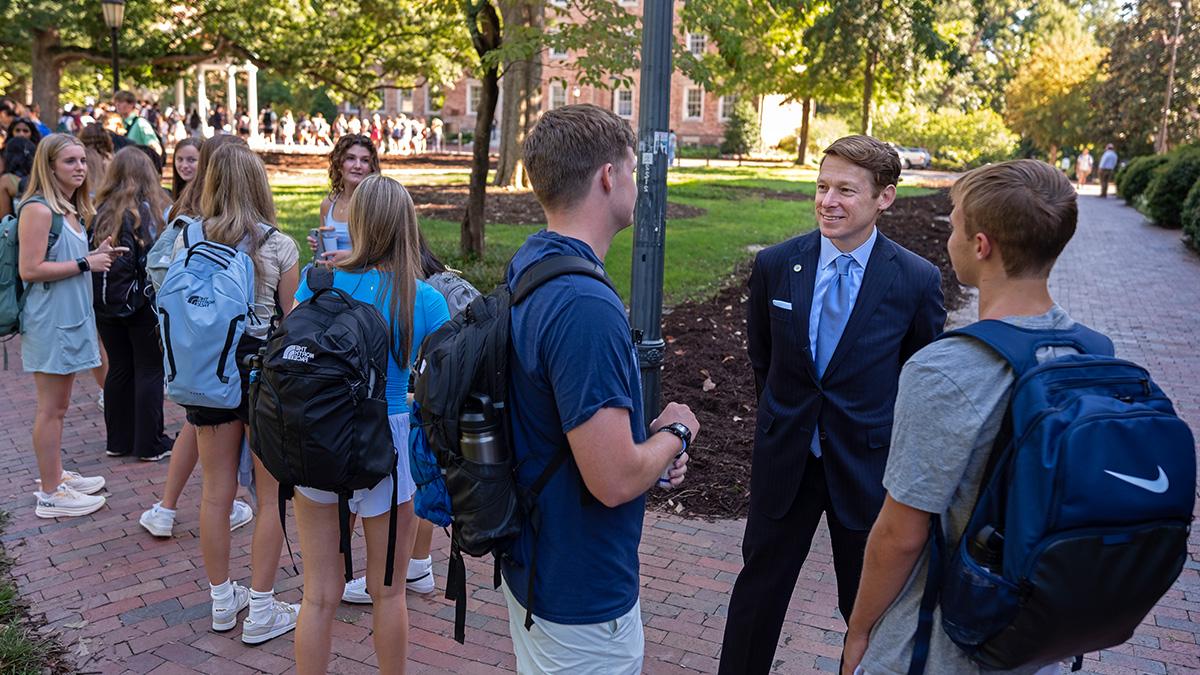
[746,229,946,529]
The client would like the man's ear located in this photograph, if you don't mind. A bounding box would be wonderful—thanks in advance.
[598,163,614,194]
[975,231,993,261]
[877,184,897,211]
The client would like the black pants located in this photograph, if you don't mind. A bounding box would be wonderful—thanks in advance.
[97,305,172,459]
[1099,168,1115,197]
[719,456,870,675]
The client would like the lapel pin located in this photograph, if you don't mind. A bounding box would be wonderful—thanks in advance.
[793,264,803,272]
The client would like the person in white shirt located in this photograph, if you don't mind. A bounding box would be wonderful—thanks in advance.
[1075,149,1093,186]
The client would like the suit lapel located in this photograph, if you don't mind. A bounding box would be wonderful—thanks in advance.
[790,233,819,381]
[822,233,900,381]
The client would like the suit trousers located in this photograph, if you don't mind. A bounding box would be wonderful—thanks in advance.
[97,305,172,459]
[719,455,870,675]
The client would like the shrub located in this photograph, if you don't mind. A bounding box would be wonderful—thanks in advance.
[721,100,760,157]
[807,115,852,161]
[775,134,797,154]
[1144,148,1200,228]
[1182,178,1200,251]
[1116,154,1170,202]
[874,105,1018,169]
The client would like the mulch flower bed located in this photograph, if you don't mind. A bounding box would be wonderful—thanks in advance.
[649,190,961,519]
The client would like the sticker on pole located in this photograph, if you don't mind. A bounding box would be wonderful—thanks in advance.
[642,152,654,165]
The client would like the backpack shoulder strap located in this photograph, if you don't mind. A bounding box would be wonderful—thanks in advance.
[511,255,616,305]
[937,319,1114,376]
[305,264,334,291]
[181,220,205,248]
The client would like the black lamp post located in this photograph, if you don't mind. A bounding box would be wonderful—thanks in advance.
[102,0,126,94]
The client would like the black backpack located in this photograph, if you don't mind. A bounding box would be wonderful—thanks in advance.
[93,209,151,320]
[413,254,616,643]
[249,266,402,586]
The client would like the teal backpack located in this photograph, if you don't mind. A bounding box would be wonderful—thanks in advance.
[0,196,63,338]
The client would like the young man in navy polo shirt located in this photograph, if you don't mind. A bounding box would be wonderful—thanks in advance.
[500,104,700,673]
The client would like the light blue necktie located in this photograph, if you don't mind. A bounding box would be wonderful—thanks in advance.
[811,254,854,457]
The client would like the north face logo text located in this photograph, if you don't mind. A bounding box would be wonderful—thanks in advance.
[187,295,214,307]
[282,345,315,363]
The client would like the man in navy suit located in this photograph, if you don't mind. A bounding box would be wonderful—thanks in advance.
[719,135,946,674]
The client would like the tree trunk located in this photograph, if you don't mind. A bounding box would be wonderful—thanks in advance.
[861,48,877,135]
[461,0,503,258]
[494,0,543,188]
[796,97,812,165]
[31,28,63,121]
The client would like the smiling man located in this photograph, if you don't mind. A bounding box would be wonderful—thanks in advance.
[719,135,946,674]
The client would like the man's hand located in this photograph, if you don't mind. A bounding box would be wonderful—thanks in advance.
[649,401,700,440]
[841,629,868,675]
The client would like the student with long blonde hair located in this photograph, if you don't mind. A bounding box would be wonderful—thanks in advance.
[18,133,124,518]
[140,134,254,536]
[170,143,301,644]
[90,147,173,461]
[292,174,449,674]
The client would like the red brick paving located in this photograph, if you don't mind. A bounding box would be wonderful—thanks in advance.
[1,194,1197,674]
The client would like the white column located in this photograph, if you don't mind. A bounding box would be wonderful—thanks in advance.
[226,65,238,120]
[197,68,210,137]
[245,62,260,145]
[175,79,185,114]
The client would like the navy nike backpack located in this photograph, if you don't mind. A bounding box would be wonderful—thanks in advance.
[909,321,1195,674]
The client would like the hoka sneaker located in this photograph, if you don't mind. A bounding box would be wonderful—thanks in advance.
[35,470,105,495]
[35,485,106,519]
[241,600,299,644]
[229,499,254,532]
[139,502,176,537]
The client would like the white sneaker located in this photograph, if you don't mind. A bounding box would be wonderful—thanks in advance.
[241,600,299,644]
[96,391,104,412]
[34,471,105,495]
[212,583,250,632]
[139,502,176,537]
[229,499,254,532]
[342,576,371,604]
[407,557,436,594]
[35,485,106,519]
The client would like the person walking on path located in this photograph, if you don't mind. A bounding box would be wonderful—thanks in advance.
[1075,148,1093,186]
[720,135,946,675]
[500,104,696,673]
[18,133,124,518]
[90,147,173,461]
[842,159,1078,675]
[112,91,162,159]
[170,143,300,644]
[291,174,450,674]
[1098,144,1119,198]
[139,134,254,537]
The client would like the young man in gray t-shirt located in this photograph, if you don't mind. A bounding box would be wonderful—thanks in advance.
[842,160,1081,675]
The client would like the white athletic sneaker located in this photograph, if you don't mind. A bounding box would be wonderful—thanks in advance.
[241,600,299,644]
[342,576,371,604]
[229,499,253,532]
[34,471,105,495]
[96,391,104,412]
[34,485,106,519]
[407,557,436,594]
[212,583,250,632]
[139,502,176,537]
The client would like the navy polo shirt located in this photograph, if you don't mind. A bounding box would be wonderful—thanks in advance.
[500,230,647,625]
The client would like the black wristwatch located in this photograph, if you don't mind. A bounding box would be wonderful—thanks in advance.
[656,422,692,457]
[76,256,90,273]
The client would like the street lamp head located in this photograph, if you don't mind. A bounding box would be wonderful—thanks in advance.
[1170,0,1182,10]
[102,0,126,29]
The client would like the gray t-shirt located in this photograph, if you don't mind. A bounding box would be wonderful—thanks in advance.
[861,305,1076,675]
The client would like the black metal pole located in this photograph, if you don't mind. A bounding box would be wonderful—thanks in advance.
[630,0,674,425]
[110,27,120,94]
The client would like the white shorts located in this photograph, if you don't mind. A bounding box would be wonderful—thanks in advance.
[295,413,415,519]
[501,579,644,675]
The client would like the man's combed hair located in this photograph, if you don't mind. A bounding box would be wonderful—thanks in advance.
[523,104,636,211]
[951,159,1077,277]
[823,135,902,194]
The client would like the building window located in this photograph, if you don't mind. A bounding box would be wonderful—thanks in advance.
[425,85,443,114]
[548,0,567,7]
[549,83,567,110]
[618,0,637,5]
[687,33,707,56]
[467,83,482,115]
[684,87,703,120]
[398,89,415,114]
[548,32,569,59]
[719,94,737,122]
[614,89,633,118]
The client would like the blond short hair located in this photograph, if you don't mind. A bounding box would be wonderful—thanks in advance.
[950,159,1077,277]
[523,104,636,211]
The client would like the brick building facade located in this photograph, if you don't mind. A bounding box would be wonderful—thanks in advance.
[374,0,740,147]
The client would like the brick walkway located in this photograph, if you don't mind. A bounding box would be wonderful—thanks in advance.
[1,193,1198,674]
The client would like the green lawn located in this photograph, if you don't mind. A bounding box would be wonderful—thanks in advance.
[273,165,932,306]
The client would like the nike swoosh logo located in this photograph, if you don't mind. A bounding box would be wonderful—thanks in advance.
[1104,466,1169,494]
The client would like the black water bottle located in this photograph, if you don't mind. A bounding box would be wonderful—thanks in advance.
[459,393,507,464]
[969,524,1005,573]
